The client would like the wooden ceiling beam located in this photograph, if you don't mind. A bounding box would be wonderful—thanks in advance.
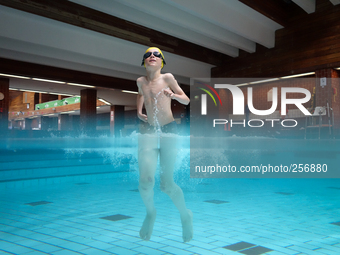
[0,0,230,66]
[212,0,340,78]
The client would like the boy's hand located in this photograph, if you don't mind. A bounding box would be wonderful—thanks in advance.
[163,88,175,99]
[138,113,148,122]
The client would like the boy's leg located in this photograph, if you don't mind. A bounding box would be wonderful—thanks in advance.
[138,133,158,240]
[159,135,193,242]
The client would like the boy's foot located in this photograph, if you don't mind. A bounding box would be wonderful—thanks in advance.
[181,209,193,242]
[139,209,157,241]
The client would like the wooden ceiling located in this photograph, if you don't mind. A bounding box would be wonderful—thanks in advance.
[213,0,340,78]
[0,0,340,90]
[0,0,231,66]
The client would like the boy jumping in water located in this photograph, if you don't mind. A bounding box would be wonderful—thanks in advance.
[136,47,193,242]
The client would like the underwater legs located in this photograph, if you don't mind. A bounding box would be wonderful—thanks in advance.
[138,134,158,241]
[137,133,193,242]
[160,135,193,242]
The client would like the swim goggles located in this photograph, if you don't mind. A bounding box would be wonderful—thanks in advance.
[141,51,166,67]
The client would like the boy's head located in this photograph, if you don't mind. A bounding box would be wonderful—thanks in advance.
[141,47,166,69]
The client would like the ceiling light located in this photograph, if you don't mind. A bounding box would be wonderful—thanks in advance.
[32,78,65,84]
[49,92,75,97]
[67,82,95,88]
[235,83,250,87]
[20,89,48,93]
[280,72,315,79]
[249,78,280,84]
[335,67,340,70]
[122,90,139,94]
[99,98,111,105]
[0,73,30,79]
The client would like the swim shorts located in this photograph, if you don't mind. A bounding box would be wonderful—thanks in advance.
[140,121,178,135]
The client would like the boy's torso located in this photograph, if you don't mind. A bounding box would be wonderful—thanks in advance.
[139,75,174,126]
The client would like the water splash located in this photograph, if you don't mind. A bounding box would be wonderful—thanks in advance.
[152,87,169,133]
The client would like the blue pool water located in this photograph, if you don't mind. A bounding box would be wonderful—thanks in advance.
[1,135,340,254]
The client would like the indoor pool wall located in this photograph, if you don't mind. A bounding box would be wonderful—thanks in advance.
[0,137,138,189]
[0,135,191,190]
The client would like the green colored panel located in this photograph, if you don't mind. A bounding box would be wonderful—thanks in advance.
[62,96,81,105]
[35,96,81,110]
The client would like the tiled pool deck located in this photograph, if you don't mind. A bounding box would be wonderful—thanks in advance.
[1,176,340,255]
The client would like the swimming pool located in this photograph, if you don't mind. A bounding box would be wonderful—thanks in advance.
[1,135,340,254]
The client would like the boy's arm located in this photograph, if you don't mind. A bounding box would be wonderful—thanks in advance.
[136,79,148,122]
[164,73,190,105]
